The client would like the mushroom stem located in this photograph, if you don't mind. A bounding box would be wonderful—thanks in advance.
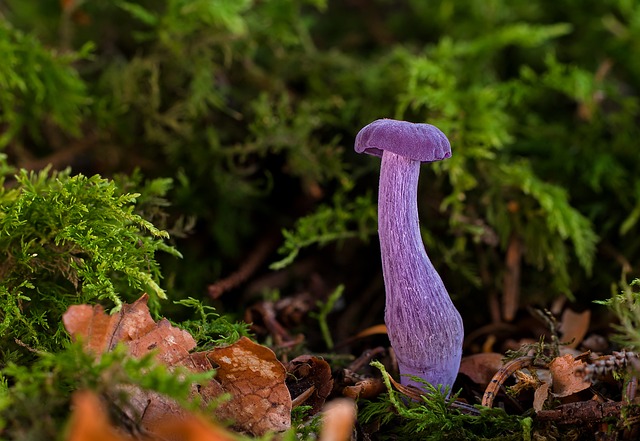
[378,150,463,392]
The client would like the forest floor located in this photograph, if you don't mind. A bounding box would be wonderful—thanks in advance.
[62,267,640,441]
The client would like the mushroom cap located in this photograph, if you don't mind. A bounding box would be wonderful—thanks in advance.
[354,118,451,162]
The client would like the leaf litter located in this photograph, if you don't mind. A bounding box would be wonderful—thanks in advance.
[63,294,291,437]
[60,292,640,440]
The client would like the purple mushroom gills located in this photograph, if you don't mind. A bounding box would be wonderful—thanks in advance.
[355,118,464,393]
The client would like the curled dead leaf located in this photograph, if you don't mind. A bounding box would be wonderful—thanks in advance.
[286,355,333,414]
[152,413,238,441]
[533,382,551,413]
[342,377,385,400]
[67,390,133,441]
[549,354,591,398]
[63,294,196,358]
[66,390,238,441]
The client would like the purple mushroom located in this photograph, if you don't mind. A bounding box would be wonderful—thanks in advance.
[355,118,463,392]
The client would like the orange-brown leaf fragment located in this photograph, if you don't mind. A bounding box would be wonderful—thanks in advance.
[533,382,551,412]
[549,354,591,397]
[62,304,121,355]
[152,413,238,441]
[207,337,291,435]
[342,377,385,400]
[66,390,133,441]
[126,318,196,365]
[63,294,196,359]
[67,390,239,441]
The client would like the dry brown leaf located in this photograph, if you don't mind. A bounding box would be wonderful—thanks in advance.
[67,390,133,441]
[66,390,238,441]
[342,377,385,400]
[63,294,195,358]
[559,309,591,349]
[458,353,504,387]
[533,382,551,412]
[152,413,238,441]
[62,296,291,436]
[206,337,291,435]
[286,355,333,414]
[549,354,591,397]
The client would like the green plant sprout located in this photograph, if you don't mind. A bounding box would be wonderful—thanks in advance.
[596,279,640,350]
[310,284,344,350]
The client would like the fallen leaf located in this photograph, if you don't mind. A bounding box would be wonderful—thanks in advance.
[354,324,388,339]
[63,296,291,436]
[67,390,133,441]
[66,390,238,441]
[153,413,238,441]
[206,337,291,435]
[533,382,551,412]
[63,294,194,358]
[286,355,333,414]
[559,309,591,349]
[459,353,504,387]
[549,354,591,397]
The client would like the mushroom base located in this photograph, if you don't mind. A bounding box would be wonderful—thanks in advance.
[396,352,462,395]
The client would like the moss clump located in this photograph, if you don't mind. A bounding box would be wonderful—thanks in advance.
[0,156,179,364]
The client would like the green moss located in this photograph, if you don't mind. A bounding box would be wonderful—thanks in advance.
[596,279,640,350]
[173,297,252,348]
[359,361,531,440]
[0,157,178,362]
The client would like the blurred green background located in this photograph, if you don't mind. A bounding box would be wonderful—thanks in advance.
[1,0,639,337]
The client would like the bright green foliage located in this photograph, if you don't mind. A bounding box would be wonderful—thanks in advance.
[0,342,213,439]
[391,22,600,298]
[360,361,530,440]
[288,405,322,441]
[2,0,640,312]
[173,297,251,348]
[0,20,91,147]
[0,157,178,362]
[482,161,598,296]
[87,0,345,257]
[596,279,640,349]
[271,190,377,270]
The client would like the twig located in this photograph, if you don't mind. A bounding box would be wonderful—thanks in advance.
[482,356,535,408]
[208,234,278,299]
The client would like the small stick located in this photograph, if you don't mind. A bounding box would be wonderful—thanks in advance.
[482,356,535,408]
[208,234,278,299]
